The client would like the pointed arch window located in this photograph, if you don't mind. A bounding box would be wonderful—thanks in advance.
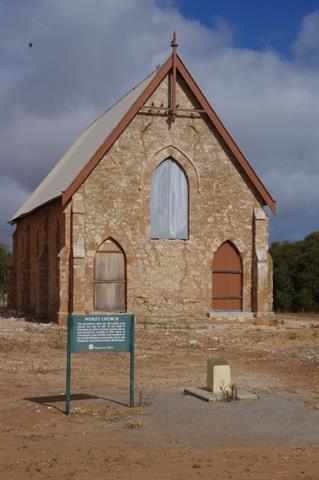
[94,239,126,312]
[151,158,188,239]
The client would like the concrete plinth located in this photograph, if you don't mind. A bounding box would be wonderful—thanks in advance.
[209,311,255,319]
[184,387,258,402]
[207,358,231,393]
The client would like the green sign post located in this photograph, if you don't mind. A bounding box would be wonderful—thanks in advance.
[66,313,135,415]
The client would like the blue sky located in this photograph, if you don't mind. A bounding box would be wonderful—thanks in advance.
[0,0,318,245]
[176,0,319,56]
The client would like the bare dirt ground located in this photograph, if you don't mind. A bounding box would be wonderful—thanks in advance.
[0,311,318,480]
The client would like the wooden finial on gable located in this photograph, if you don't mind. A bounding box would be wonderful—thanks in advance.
[170,32,178,125]
[171,31,178,53]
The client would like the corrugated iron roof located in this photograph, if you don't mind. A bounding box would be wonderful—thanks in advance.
[10,67,159,222]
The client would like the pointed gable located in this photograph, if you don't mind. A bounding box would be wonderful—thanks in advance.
[62,52,276,213]
[11,47,276,223]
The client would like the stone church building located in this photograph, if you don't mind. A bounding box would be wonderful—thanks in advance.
[8,37,276,324]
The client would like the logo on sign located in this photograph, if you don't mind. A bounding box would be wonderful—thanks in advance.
[89,344,94,350]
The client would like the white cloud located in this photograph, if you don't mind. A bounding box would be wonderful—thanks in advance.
[293,10,319,60]
[0,1,318,244]
[1,102,98,190]
[0,177,29,244]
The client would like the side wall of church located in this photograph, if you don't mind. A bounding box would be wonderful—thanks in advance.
[8,199,64,322]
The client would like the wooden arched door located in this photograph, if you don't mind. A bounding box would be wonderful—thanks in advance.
[94,239,126,312]
[212,241,242,311]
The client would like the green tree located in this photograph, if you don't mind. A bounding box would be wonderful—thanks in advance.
[270,232,319,312]
[296,232,319,311]
[270,241,295,311]
[0,242,12,297]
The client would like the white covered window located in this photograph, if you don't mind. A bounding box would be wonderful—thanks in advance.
[151,158,188,239]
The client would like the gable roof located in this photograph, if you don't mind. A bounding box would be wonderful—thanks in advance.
[11,52,276,223]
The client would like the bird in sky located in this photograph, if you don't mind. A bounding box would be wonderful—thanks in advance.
[28,41,33,48]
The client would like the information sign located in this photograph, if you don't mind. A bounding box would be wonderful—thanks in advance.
[66,314,135,415]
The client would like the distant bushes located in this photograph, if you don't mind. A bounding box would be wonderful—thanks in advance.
[270,232,319,312]
[0,242,11,298]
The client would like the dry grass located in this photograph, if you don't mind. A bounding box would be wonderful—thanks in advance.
[0,360,20,374]
[288,332,298,340]
[72,404,143,426]
[0,338,15,354]
[29,361,60,375]
[136,387,156,407]
[25,324,36,334]
[126,416,142,429]
[48,328,66,349]
[220,384,239,402]
[0,336,36,354]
